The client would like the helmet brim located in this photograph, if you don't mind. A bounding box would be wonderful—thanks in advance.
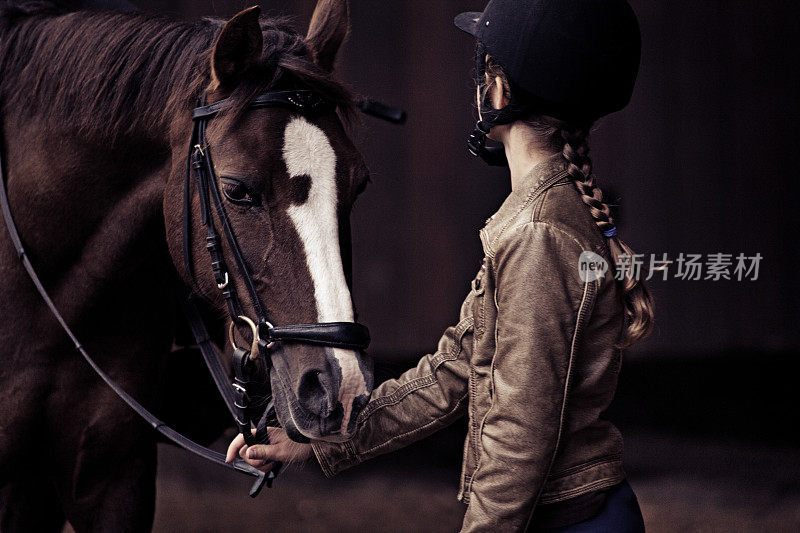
[454,11,482,36]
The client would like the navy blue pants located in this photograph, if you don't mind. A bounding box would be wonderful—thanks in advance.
[536,480,646,533]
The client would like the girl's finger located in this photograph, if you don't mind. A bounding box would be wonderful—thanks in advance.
[244,457,275,471]
[238,444,250,460]
[245,444,276,461]
[225,433,246,463]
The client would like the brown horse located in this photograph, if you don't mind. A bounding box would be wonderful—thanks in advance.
[0,1,374,530]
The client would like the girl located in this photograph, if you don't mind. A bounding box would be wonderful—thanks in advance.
[228,0,653,530]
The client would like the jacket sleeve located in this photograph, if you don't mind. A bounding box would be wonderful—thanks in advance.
[462,222,592,532]
[311,294,475,477]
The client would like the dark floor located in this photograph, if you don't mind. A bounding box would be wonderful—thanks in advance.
[63,352,800,532]
[141,428,800,533]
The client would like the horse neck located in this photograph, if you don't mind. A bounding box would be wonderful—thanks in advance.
[1,110,176,330]
[0,10,215,298]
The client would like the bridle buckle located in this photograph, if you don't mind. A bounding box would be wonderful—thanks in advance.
[257,320,276,351]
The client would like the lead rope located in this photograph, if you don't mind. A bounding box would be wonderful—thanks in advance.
[0,130,269,498]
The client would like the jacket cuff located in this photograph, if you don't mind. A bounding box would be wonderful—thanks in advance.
[311,439,359,478]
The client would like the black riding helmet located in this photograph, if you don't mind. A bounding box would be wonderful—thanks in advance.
[454,0,642,166]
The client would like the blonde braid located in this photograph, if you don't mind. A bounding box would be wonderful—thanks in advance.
[561,127,655,347]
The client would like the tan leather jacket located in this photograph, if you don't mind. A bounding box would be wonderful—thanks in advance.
[312,153,626,532]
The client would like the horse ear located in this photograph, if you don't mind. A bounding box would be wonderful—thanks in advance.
[305,0,349,72]
[211,6,263,90]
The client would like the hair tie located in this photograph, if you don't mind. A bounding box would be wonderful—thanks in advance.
[603,226,618,238]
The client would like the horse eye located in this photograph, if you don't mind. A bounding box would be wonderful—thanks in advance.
[221,178,260,206]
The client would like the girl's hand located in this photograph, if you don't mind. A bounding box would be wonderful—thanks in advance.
[225,427,313,472]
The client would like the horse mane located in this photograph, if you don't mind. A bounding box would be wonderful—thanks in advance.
[0,2,354,143]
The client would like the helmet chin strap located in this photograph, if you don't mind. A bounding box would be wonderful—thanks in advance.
[468,120,510,167]
[467,43,533,168]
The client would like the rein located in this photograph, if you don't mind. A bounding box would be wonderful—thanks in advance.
[0,89,404,497]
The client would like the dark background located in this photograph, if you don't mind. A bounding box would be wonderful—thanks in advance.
[71,0,800,531]
[134,0,800,358]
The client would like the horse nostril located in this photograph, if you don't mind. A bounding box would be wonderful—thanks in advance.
[297,369,337,417]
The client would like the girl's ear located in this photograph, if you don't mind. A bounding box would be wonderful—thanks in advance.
[210,6,263,90]
[305,0,349,72]
[490,76,509,110]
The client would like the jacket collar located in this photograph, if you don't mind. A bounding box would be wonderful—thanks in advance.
[480,153,570,256]
[512,152,570,195]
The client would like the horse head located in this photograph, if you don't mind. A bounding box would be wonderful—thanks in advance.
[164,1,373,443]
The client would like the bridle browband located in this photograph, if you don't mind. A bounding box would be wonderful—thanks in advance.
[0,88,402,498]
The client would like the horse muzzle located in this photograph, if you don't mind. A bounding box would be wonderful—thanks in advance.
[268,343,373,442]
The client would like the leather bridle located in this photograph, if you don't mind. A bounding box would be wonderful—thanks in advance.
[0,88,400,497]
[182,88,371,473]
[183,89,370,357]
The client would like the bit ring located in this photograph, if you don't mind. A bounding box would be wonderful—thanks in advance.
[229,315,260,360]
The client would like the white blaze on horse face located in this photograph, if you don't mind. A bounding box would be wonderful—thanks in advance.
[282,116,366,435]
